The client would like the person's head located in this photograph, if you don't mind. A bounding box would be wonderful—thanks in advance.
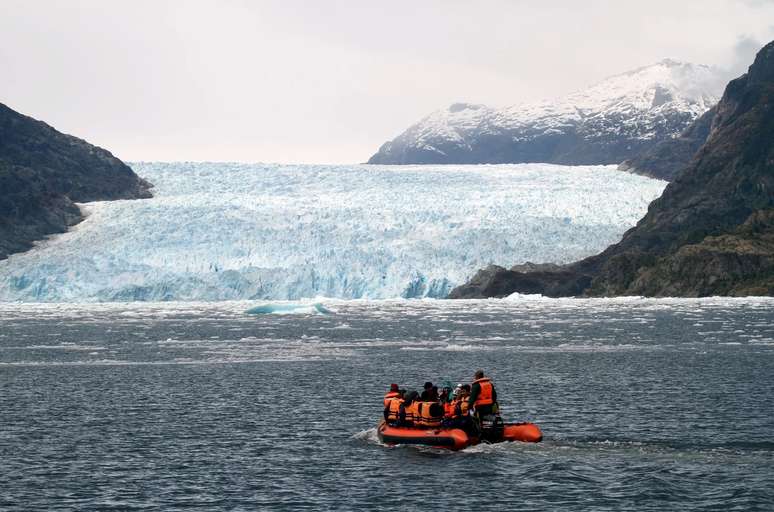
[462,384,471,393]
[431,385,438,394]
[423,381,433,390]
[474,370,484,380]
[389,383,399,392]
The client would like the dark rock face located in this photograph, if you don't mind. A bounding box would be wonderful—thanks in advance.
[615,210,774,296]
[449,41,774,298]
[618,106,717,181]
[447,264,592,299]
[369,60,724,169]
[0,103,152,259]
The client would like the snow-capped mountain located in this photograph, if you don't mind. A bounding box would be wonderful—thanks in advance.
[368,59,726,166]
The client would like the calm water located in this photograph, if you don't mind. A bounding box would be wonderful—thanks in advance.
[1,298,773,511]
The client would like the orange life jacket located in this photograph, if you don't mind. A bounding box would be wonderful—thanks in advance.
[443,401,455,418]
[413,401,443,428]
[385,398,404,423]
[451,398,469,418]
[473,377,494,407]
[403,401,419,425]
[383,391,400,407]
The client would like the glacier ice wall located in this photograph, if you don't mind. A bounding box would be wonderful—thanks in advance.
[0,163,666,301]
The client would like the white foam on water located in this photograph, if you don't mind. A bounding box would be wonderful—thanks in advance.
[23,344,107,351]
[1,298,772,369]
[461,441,541,454]
[400,343,495,352]
[351,427,383,446]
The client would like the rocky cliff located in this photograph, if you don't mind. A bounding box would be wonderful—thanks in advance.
[617,105,717,181]
[369,60,724,168]
[449,41,774,298]
[0,103,152,259]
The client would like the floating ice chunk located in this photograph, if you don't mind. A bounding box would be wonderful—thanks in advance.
[245,302,333,315]
[503,292,551,301]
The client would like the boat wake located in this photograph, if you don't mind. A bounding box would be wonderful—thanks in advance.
[351,427,384,446]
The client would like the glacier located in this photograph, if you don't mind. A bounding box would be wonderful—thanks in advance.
[0,162,666,301]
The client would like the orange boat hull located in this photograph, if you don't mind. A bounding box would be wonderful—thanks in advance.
[377,421,472,450]
[502,422,543,443]
[377,420,542,450]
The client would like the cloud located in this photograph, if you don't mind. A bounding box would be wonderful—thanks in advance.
[3,1,774,162]
[730,35,765,75]
[724,27,774,79]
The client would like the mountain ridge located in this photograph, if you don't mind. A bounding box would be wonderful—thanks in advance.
[369,59,725,169]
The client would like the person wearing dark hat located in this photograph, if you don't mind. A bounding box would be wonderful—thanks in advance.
[383,383,401,407]
[420,381,439,401]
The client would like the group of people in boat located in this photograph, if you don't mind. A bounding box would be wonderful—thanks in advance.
[383,370,498,434]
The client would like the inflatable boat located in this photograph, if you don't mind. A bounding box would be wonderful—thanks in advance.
[377,420,542,450]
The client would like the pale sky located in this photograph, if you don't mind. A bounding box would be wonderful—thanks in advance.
[2,0,773,164]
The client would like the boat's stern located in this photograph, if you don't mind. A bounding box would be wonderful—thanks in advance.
[502,422,543,443]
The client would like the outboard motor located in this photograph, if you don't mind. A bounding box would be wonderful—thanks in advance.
[479,414,505,442]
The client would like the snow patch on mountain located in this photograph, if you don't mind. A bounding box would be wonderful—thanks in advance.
[369,60,726,165]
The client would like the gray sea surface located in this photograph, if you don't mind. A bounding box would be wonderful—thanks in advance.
[1,297,773,511]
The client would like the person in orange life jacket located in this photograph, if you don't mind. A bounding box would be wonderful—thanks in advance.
[400,390,421,425]
[442,384,473,430]
[439,386,453,413]
[454,384,472,418]
[420,382,439,401]
[383,383,401,407]
[440,386,454,417]
[469,370,498,418]
[383,388,405,424]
